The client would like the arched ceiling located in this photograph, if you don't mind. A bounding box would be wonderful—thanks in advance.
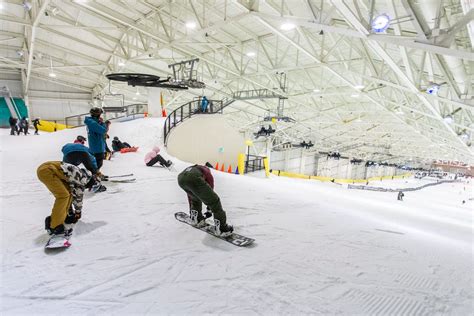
[1,0,473,164]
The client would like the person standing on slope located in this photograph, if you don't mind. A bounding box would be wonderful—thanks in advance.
[84,107,109,177]
[9,116,18,135]
[177,165,233,236]
[32,118,41,135]
[37,161,96,239]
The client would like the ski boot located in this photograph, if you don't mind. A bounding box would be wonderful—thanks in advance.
[190,210,207,228]
[213,219,233,237]
[91,183,107,193]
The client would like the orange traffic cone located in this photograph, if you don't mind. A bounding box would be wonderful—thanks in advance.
[220,164,225,172]
[228,165,232,173]
[215,162,219,170]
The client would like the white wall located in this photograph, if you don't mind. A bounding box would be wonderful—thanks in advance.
[269,149,317,175]
[166,115,246,167]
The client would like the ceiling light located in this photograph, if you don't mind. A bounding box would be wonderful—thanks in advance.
[185,21,196,29]
[371,14,390,33]
[313,89,320,93]
[280,23,296,31]
[49,72,56,78]
[354,85,364,89]
[118,61,125,67]
[246,52,256,57]
[0,2,3,10]
[396,109,404,115]
[351,94,360,98]
[426,83,440,95]
[135,89,140,95]
[48,56,56,78]
[133,96,137,100]
[443,115,453,124]
[16,50,24,57]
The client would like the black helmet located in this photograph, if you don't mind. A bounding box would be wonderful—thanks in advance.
[113,136,119,141]
[90,107,103,117]
[77,135,87,142]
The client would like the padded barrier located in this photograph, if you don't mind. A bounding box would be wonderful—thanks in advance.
[271,169,411,184]
[37,120,71,132]
[347,179,460,192]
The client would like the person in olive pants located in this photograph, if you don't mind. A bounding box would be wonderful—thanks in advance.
[177,165,233,234]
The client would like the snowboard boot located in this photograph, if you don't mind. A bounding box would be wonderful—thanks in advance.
[213,219,233,237]
[166,160,173,168]
[190,210,207,228]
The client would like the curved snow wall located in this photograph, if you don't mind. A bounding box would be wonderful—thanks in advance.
[166,115,246,168]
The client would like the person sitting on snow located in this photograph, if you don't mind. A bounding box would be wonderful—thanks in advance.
[144,146,172,168]
[111,136,132,152]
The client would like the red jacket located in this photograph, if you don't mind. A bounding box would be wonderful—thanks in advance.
[195,165,214,188]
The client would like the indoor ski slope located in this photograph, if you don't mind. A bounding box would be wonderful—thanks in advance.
[1,118,473,315]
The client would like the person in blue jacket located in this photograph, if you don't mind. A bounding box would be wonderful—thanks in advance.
[62,136,106,192]
[62,136,98,174]
[201,96,209,112]
[84,107,110,172]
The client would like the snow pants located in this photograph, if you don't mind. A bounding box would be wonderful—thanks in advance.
[146,154,168,167]
[177,168,227,226]
[37,161,72,229]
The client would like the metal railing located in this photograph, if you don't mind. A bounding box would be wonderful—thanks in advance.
[245,154,266,173]
[65,103,147,127]
[163,97,235,145]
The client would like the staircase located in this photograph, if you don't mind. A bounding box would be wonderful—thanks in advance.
[164,98,235,145]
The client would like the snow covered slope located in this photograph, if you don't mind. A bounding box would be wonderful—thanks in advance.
[1,118,473,315]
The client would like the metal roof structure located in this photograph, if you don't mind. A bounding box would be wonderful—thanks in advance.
[1,0,473,164]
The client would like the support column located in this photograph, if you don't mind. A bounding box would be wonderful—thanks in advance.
[147,87,162,117]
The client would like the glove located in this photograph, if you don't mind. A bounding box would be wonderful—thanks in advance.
[85,176,97,189]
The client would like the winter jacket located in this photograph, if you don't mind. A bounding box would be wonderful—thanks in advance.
[144,146,161,164]
[32,119,41,127]
[195,165,214,188]
[60,162,92,212]
[84,116,107,154]
[9,117,17,126]
[62,143,98,174]
[112,139,128,151]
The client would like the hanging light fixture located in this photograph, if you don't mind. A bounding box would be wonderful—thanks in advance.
[280,22,296,31]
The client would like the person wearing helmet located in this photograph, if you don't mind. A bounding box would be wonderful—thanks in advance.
[111,136,132,152]
[84,107,109,171]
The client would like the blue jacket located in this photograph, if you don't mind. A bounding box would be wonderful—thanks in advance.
[201,97,209,111]
[84,116,107,154]
[62,143,98,171]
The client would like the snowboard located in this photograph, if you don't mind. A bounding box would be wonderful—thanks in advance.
[174,212,254,247]
[107,173,134,178]
[45,235,71,249]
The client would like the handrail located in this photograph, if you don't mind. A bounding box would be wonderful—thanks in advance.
[245,154,266,174]
[65,103,147,127]
[163,97,234,146]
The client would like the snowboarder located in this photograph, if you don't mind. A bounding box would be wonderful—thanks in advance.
[397,191,404,201]
[112,136,132,152]
[8,116,18,135]
[32,118,41,135]
[144,146,172,168]
[177,165,233,236]
[84,107,109,172]
[37,161,96,239]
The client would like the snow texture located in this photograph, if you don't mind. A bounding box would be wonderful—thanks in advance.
[1,118,473,315]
